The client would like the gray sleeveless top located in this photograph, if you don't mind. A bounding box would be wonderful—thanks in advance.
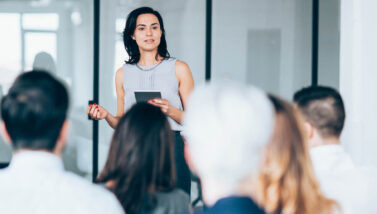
[123,58,183,131]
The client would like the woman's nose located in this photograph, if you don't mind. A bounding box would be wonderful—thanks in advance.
[146,27,152,35]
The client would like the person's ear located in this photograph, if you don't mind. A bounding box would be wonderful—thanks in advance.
[53,120,69,156]
[132,34,135,40]
[304,121,314,139]
[0,121,12,145]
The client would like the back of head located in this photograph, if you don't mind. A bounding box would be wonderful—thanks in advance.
[32,51,57,74]
[257,95,338,214]
[293,86,345,138]
[1,70,69,151]
[183,83,274,186]
[97,103,175,214]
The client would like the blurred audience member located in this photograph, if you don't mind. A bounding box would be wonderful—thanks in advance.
[183,83,274,214]
[294,86,377,214]
[0,70,124,214]
[97,103,190,214]
[255,95,338,214]
[32,51,57,74]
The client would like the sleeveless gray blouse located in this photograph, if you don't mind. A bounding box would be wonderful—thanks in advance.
[123,58,183,131]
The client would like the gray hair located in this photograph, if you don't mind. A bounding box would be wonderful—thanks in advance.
[183,82,274,186]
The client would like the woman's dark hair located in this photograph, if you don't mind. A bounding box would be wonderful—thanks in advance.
[123,7,170,64]
[97,103,176,214]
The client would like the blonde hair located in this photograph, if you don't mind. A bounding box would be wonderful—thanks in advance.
[256,95,339,214]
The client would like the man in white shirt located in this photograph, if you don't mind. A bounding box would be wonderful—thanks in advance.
[294,86,377,214]
[0,71,124,214]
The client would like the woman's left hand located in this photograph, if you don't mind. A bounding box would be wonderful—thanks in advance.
[148,98,172,116]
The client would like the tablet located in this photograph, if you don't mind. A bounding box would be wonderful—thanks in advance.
[134,90,161,103]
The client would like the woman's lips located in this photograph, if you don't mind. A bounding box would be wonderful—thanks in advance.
[144,39,154,43]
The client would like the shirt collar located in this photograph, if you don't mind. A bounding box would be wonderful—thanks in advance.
[310,144,344,156]
[9,151,64,171]
[310,144,354,171]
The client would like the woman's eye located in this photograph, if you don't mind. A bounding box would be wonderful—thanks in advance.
[138,27,144,30]
[153,27,159,30]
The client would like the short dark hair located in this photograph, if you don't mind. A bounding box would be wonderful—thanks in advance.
[123,7,170,64]
[97,103,175,214]
[293,86,345,138]
[1,70,69,150]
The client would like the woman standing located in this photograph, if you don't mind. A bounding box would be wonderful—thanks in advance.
[87,7,194,194]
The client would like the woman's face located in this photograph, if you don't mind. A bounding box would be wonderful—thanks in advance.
[132,13,162,52]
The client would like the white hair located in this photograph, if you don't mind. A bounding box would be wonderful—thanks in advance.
[183,82,274,186]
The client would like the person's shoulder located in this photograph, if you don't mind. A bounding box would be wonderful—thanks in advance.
[59,172,124,213]
[175,60,190,70]
[59,171,103,193]
[0,167,13,183]
[153,188,190,213]
[174,60,192,81]
[115,66,125,85]
[116,66,124,76]
[156,188,189,201]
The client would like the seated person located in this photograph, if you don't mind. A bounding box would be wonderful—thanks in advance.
[96,102,190,214]
[294,86,377,214]
[255,95,338,214]
[183,83,274,214]
[0,70,124,214]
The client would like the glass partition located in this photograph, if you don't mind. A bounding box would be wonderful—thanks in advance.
[0,0,94,180]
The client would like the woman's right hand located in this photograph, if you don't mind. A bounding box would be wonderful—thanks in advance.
[87,103,109,120]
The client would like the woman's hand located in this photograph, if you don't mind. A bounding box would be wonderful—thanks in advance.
[148,98,172,116]
[87,103,109,120]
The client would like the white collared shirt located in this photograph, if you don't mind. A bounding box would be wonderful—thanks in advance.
[0,151,124,214]
[310,145,377,214]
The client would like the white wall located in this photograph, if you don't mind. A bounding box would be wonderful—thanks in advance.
[340,0,377,167]
[211,0,312,100]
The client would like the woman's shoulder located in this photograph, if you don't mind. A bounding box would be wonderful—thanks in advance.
[115,66,124,81]
[155,188,189,200]
[174,59,189,68]
[173,60,191,77]
[164,57,187,66]
[154,188,190,210]
[140,189,190,214]
[116,66,124,73]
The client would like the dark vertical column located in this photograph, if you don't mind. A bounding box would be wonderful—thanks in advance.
[92,0,100,182]
[312,0,319,86]
[205,0,212,81]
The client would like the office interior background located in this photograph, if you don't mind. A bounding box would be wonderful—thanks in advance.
[0,0,376,182]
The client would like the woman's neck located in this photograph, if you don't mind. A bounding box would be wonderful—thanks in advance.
[138,51,162,66]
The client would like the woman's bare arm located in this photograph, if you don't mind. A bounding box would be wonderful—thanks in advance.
[87,67,124,129]
[148,60,194,124]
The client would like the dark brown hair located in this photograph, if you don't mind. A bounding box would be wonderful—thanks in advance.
[1,70,68,151]
[123,7,170,64]
[293,86,345,138]
[96,103,176,214]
